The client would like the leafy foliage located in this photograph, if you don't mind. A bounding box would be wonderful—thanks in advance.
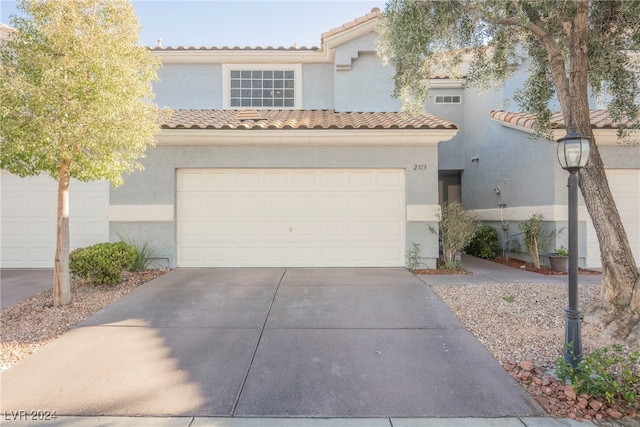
[518,213,544,269]
[0,0,164,183]
[464,225,500,259]
[556,345,640,409]
[554,245,569,257]
[430,202,479,270]
[116,234,164,271]
[405,242,426,272]
[70,242,137,285]
[376,0,640,137]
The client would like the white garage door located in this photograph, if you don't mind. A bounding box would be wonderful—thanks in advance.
[1,171,109,268]
[586,169,640,268]
[177,169,406,267]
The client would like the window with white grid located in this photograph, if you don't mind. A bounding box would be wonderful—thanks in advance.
[223,64,302,109]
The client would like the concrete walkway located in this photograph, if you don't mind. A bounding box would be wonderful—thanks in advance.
[1,259,627,427]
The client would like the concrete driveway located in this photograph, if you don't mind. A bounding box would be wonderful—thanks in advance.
[0,269,53,309]
[0,267,543,418]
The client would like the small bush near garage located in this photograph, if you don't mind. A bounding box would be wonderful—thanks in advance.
[70,241,137,285]
[116,233,163,271]
[430,202,478,270]
[465,225,500,259]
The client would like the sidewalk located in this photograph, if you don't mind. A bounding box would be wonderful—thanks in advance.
[421,254,603,286]
[0,415,602,426]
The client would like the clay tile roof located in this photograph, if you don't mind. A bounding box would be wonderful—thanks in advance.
[321,7,381,41]
[150,45,319,51]
[490,109,637,129]
[162,109,458,130]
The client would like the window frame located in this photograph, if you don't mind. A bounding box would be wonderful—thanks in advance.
[222,64,303,109]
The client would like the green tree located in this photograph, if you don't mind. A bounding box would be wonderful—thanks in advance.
[0,0,164,306]
[377,0,640,340]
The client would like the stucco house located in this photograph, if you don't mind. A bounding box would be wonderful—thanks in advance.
[1,8,638,270]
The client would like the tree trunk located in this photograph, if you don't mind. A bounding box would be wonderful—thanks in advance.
[580,146,639,311]
[568,1,639,313]
[54,160,72,306]
[566,1,639,340]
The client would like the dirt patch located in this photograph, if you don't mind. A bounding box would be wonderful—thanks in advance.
[490,256,602,275]
[413,268,472,275]
[413,259,472,275]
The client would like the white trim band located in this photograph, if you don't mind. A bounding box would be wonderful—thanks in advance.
[157,129,458,146]
[470,205,590,222]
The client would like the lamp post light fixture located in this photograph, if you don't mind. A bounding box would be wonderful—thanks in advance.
[556,130,590,368]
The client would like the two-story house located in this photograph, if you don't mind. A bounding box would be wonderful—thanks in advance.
[2,8,638,270]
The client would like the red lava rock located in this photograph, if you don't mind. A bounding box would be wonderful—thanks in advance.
[577,398,588,409]
[606,409,623,419]
[502,359,639,421]
[564,386,577,401]
[518,371,532,381]
[502,359,640,421]
[589,399,603,411]
[519,360,535,371]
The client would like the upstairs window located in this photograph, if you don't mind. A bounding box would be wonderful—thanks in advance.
[223,64,302,109]
[434,95,461,104]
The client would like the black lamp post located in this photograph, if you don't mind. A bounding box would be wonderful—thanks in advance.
[556,131,590,368]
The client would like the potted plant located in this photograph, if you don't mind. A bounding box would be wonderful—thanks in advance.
[548,245,569,272]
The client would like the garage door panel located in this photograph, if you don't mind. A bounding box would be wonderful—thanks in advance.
[292,172,317,188]
[377,170,404,187]
[379,221,403,237]
[350,222,373,236]
[379,246,404,262]
[177,169,406,267]
[349,171,375,186]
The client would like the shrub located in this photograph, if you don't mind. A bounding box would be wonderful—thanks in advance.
[556,345,640,409]
[519,213,544,269]
[464,225,500,259]
[430,202,478,270]
[69,241,137,284]
[405,242,426,272]
[116,234,163,271]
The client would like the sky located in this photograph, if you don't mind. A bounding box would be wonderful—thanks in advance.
[0,1,387,48]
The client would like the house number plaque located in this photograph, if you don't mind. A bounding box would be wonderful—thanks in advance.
[412,164,427,171]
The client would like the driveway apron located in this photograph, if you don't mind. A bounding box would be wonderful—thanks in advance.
[0,268,543,417]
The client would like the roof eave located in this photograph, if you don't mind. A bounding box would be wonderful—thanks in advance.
[156,128,458,146]
[490,116,639,145]
[154,49,333,64]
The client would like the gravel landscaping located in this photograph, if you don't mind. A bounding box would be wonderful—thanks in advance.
[1,267,638,420]
[432,282,639,420]
[0,269,168,371]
